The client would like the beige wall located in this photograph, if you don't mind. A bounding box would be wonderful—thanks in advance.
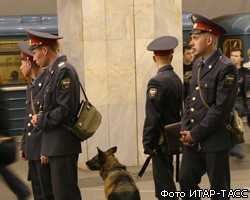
[0,0,56,16]
[183,0,250,18]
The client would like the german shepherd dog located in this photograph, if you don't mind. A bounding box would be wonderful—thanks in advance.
[86,146,141,200]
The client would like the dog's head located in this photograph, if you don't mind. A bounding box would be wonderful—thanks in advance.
[85,146,117,171]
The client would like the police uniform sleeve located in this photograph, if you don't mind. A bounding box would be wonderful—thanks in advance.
[181,94,191,131]
[142,78,164,153]
[20,87,29,151]
[191,63,238,142]
[181,61,198,131]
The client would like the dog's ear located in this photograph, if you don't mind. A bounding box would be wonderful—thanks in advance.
[108,146,117,154]
[97,148,106,164]
[97,147,102,153]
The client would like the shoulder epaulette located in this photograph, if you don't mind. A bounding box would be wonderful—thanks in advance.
[58,62,65,68]
[218,55,231,65]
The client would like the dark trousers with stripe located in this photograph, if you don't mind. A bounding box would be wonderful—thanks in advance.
[49,154,82,200]
[152,152,178,200]
[179,147,230,200]
[28,160,54,200]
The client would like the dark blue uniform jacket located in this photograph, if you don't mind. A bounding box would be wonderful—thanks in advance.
[181,49,238,152]
[37,55,81,156]
[21,71,46,160]
[143,65,182,152]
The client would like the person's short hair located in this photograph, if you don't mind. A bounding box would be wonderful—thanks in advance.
[247,48,250,57]
[11,70,19,80]
[230,48,243,58]
[36,45,59,53]
[183,44,192,54]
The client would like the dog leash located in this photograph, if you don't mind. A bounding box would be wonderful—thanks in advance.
[136,152,155,179]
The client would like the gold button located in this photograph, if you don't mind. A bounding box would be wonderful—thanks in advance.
[29,114,32,117]
[28,132,31,136]
[205,84,207,87]
[192,97,196,101]
[191,119,194,123]
[28,123,31,127]
[209,65,212,69]
[191,108,194,112]
[196,87,199,90]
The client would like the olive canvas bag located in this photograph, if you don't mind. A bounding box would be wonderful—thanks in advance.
[31,82,102,142]
[64,83,102,141]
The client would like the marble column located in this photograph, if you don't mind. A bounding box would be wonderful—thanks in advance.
[57,0,182,168]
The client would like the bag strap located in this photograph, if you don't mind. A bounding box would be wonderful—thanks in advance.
[79,82,88,102]
[197,65,210,109]
[63,81,87,132]
[197,63,234,132]
[30,88,37,115]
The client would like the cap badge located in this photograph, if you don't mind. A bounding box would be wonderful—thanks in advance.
[192,15,197,22]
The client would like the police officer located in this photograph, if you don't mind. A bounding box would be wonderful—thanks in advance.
[18,41,54,200]
[179,14,238,200]
[27,30,82,200]
[142,36,182,200]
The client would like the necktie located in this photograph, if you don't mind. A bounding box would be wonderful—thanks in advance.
[200,60,205,69]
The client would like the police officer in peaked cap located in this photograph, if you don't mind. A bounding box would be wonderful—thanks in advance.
[27,29,82,200]
[26,29,63,50]
[179,14,238,200]
[18,41,33,60]
[18,40,54,200]
[143,36,182,200]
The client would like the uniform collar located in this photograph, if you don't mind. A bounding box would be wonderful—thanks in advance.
[157,65,173,74]
[49,55,67,72]
[202,48,221,66]
[31,70,46,87]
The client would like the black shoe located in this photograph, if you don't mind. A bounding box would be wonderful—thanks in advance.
[237,154,245,159]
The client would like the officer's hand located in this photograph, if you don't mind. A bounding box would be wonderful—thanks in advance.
[40,155,49,164]
[144,148,158,155]
[31,114,38,128]
[20,151,26,160]
[180,131,197,146]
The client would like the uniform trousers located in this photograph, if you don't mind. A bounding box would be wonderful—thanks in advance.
[28,160,54,200]
[49,154,82,200]
[152,152,177,200]
[179,146,230,200]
